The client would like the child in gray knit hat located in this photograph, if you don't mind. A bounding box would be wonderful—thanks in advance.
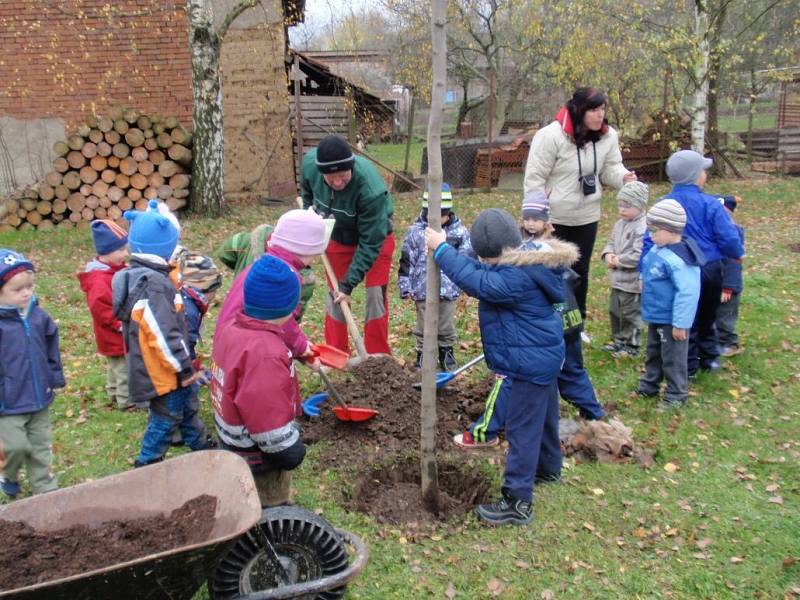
[600,181,648,357]
[636,199,703,410]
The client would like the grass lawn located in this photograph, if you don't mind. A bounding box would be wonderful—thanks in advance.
[366,141,426,175]
[1,175,798,599]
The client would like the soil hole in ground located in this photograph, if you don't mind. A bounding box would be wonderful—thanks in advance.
[350,456,493,524]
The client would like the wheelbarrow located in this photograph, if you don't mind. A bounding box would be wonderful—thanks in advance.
[0,450,368,600]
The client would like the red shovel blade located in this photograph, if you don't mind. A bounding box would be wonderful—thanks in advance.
[311,343,350,370]
[332,406,378,422]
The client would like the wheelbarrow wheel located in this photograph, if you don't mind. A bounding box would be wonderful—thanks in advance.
[209,505,349,600]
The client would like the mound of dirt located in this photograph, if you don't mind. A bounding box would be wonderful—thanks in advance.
[0,495,217,591]
[302,357,495,466]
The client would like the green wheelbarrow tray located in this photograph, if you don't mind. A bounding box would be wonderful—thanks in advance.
[0,450,263,600]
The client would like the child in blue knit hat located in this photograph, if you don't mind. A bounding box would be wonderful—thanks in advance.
[211,255,306,507]
[111,201,213,467]
[77,220,132,410]
[0,249,65,499]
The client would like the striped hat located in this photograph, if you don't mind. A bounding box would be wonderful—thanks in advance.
[522,190,550,221]
[422,183,453,211]
[315,135,355,174]
[91,219,128,255]
[616,181,649,211]
[647,199,686,233]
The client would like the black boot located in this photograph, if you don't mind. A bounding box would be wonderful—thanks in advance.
[438,346,457,371]
[414,351,423,369]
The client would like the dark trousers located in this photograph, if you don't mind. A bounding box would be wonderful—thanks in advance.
[136,387,209,465]
[558,334,605,420]
[469,377,561,503]
[689,259,724,374]
[553,222,598,319]
[715,292,740,348]
[638,324,690,404]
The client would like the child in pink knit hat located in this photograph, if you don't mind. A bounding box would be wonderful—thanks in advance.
[214,209,327,365]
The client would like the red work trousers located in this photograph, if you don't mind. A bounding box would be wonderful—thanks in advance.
[324,234,394,355]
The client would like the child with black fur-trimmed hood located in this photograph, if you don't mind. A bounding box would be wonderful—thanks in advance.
[425,208,576,527]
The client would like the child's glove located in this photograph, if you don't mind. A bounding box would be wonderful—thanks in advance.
[197,369,212,387]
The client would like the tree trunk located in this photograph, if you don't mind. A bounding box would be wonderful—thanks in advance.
[420,0,447,516]
[705,0,726,173]
[690,0,709,154]
[746,67,756,164]
[188,0,225,217]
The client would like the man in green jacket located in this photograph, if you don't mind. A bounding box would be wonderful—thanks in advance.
[300,135,394,355]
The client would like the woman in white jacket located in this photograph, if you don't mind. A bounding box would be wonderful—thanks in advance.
[524,87,636,321]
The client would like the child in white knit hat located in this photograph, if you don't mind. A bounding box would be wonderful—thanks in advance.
[600,181,648,358]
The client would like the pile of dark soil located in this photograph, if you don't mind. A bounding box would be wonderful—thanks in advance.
[302,357,495,466]
[0,495,217,591]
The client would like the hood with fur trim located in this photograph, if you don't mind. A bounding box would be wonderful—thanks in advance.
[497,238,580,269]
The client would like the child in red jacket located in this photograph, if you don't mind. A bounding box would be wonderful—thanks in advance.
[211,255,306,507]
[77,220,132,410]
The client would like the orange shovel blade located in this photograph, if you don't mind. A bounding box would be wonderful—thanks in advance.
[311,343,350,370]
[332,406,378,422]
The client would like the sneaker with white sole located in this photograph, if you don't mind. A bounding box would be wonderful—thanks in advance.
[453,431,499,449]
[475,494,533,526]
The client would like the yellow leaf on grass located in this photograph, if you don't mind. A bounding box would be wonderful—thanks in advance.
[582,522,596,532]
[728,389,740,399]
[730,556,744,564]
[664,462,678,473]
[591,487,605,496]
[768,495,784,505]
[541,590,556,600]
[515,560,531,569]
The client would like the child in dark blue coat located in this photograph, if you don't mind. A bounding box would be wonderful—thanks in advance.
[425,209,566,526]
[0,249,65,499]
[715,196,745,356]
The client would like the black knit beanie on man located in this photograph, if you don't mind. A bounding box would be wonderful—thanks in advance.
[315,135,355,174]
[470,208,522,259]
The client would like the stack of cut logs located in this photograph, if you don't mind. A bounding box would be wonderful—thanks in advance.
[0,106,191,231]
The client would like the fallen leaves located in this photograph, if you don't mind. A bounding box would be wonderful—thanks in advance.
[445,583,456,599]
[768,495,784,505]
[663,462,679,473]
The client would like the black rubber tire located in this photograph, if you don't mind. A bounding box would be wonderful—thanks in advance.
[209,505,349,600]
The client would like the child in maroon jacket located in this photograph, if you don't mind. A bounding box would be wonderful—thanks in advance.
[211,255,306,507]
[77,220,132,410]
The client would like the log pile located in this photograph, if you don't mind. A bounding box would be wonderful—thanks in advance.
[0,106,192,231]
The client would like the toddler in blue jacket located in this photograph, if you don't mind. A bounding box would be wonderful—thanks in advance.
[425,209,566,526]
[0,249,65,499]
[636,200,703,410]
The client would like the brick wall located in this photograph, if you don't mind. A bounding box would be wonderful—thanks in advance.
[0,1,192,129]
[0,0,295,200]
[219,9,296,201]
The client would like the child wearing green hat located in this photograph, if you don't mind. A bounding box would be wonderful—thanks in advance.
[398,183,472,370]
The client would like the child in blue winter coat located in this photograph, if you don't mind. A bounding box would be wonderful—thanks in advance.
[425,208,566,526]
[641,150,743,376]
[399,183,472,370]
[0,249,65,499]
[636,200,703,410]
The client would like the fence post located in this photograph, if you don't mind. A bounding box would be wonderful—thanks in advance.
[486,71,494,192]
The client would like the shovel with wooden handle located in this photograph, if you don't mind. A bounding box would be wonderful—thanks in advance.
[320,253,370,365]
